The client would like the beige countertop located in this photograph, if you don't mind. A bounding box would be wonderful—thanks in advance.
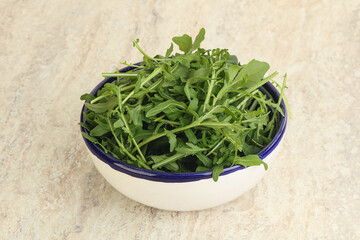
[1,0,359,239]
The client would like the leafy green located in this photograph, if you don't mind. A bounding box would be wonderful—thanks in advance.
[230,155,268,170]
[212,164,224,182]
[172,34,193,54]
[195,153,212,167]
[165,130,177,152]
[90,125,110,137]
[175,142,208,155]
[80,28,288,181]
[146,100,187,117]
[84,98,116,113]
[80,93,95,101]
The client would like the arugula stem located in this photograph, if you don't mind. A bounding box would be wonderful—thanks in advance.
[152,153,187,169]
[222,130,239,151]
[152,58,172,61]
[203,69,216,112]
[120,61,145,68]
[132,40,155,61]
[267,108,278,138]
[112,85,148,164]
[90,84,136,104]
[251,138,264,148]
[132,122,200,153]
[120,113,147,163]
[106,117,150,170]
[102,73,137,78]
[235,96,250,109]
[245,72,278,94]
[206,137,226,156]
[277,74,286,106]
[122,65,164,104]
[277,74,291,118]
[154,116,181,126]
[140,65,165,88]
[90,92,113,104]
[120,84,136,92]
[249,100,258,112]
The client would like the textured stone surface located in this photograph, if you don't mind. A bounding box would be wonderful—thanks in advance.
[0,0,359,239]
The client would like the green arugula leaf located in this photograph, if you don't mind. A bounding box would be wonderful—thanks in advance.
[165,43,174,58]
[146,100,187,117]
[151,155,180,171]
[196,166,211,172]
[165,130,177,152]
[238,60,270,90]
[175,143,207,155]
[80,93,95,101]
[84,97,116,113]
[212,164,224,182]
[188,98,198,112]
[184,129,198,144]
[152,153,186,169]
[189,28,206,53]
[81,132,108,153]
[172,34,192,54]
[90,125,110,137]
[133,129,154,142]
[195,153,212,167]
[79,122,90,131]
[230,155,268,170]
[227,64,242,82]
[113,119,124,128]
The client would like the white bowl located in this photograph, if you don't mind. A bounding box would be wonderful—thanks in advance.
[80,66,288,211]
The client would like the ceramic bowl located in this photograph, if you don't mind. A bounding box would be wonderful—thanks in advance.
[80,65,288,211]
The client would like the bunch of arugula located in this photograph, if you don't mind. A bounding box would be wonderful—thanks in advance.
[80,28,289,181]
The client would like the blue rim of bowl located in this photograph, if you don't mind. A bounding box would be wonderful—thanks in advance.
[80,64,288,183]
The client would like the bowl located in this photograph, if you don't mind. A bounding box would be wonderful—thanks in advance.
[80,65,288,211]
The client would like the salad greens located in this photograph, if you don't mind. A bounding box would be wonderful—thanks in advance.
[80,28,288,181]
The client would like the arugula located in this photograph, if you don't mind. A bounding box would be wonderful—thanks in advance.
[80,28,288,181]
